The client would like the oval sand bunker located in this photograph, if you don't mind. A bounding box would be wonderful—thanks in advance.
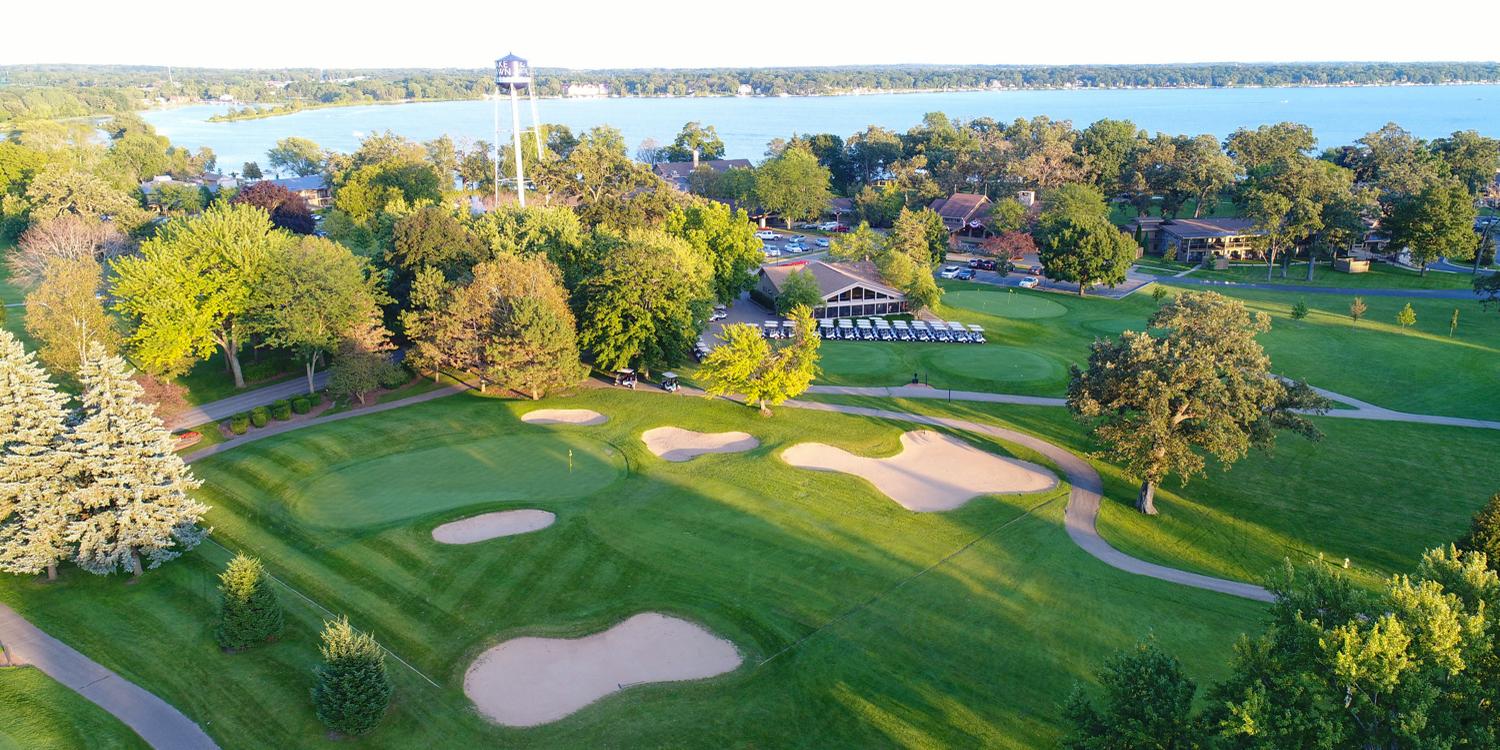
[432,509,555,544]
[641,426,758,462]
[465,613,741,727]
[782,430,1058,512]
[520,409,607,425]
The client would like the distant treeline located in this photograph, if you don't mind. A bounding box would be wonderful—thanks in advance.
[5,62,1500,122]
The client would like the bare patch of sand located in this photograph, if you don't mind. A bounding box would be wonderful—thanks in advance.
[432,510,556,544]
[781,430,1057,512]
[464,612,741,727]
[520,409,607,426]
[641,426,758,462]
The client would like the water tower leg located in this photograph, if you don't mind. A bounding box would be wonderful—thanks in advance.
[509,86,526,208]
[529,86,545,160]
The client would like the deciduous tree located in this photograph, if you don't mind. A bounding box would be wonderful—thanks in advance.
[254,236,385,394]
[577,230,713,376]
[230,181,315,235]
[699,306,820,414]
[663,121,726,162]
[24,256,121,377]
[754,145,833,229]
[775,268,823,314]
[1384,177,1477,274]
[664,200,763,304]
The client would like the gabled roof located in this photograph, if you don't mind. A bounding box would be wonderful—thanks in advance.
[266,175,329,192]
[1156,217,1261,239]
[653,159,753,179]
[760,260,903,300]
[929,193,991,223]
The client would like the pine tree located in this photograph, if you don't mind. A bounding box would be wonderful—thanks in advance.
[1459,494,1500,573]
[66,344,209,578]
[216,553,284,650]
[0,331,74,580]
[312,617,393,737]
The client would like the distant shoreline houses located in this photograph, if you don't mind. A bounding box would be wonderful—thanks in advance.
[139,173,331,211]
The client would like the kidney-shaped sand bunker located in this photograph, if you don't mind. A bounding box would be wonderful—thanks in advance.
[641,426,758,462]
[781,430,1057,511]
[465,613,741,727]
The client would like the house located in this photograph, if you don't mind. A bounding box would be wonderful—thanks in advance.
[653,157,753,191]
[1129,217,1264,262]
[565,83,609,98]
[756,260,908,319]
[928,193,992,239]
[265,175,331,209]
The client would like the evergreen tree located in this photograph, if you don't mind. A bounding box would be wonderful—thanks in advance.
[216,553,284,650]
[66,344,209,578]
[1459,494,1500,572]
[1062,641,1200,750]
[0,331,74,580]
[312,617,393,737]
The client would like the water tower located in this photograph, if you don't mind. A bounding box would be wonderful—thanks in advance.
[493,53,546,208]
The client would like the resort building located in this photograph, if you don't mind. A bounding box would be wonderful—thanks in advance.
[756,260,909,319]
[1129,217,1264,262]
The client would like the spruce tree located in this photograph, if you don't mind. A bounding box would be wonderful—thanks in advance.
[66,344,209,578]
[1459,494,1500,572]
[312,617,393,737]
[216,553,284,650]
[0,331,74,580]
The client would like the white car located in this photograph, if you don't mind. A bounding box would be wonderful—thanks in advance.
[755,230,778,240]
[815,238,830,248]
[1019,276,1040,288]
[765,248,782,257]
[939,266,962,279]
[817,221,840,231]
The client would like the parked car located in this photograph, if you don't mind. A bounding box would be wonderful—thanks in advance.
[939,265,962,279]
[755,230,779,240]
[817,221,840,231]
[956,269,975,281]
[815,238,830,248]
[1019,276,1040,288]
[765,247,782,257]
[968,258,998,271]
[710,305,728,322]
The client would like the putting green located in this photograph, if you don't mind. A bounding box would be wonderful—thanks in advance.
[943,290,1068,319]
[288,434,624,527]
[928,345,1063,384]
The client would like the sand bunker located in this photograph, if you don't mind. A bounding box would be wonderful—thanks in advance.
[465,612,741,727]
[641,426,758,462]
[781,430,1057,512]
[432,510,555,544]
[520,409,607,426]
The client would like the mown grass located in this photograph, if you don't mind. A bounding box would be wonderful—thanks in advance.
[816,281,1500,421]
[0,389,1264,748]
[0,667,148,750]
[802,395,1500,590]
[1187,261,1480,289]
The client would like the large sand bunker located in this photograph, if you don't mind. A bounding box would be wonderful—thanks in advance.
[521,409,607,426]
[464,612,741,727]
[781,430,1057,512]
[432,510,555,544]
[641,426,758,462]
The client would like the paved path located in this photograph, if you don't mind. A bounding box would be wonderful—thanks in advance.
[0,604,218,749]
[166,371,328,431]
[782,398,1275,601]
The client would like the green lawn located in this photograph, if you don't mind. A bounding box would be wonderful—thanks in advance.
[0,389,1264,748]
[801,395,1500,591]
[815,282,1500,421]
[1186,261,1480,290]
[0,667,148,750]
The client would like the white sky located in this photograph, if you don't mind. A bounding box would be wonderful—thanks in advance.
[9,0,1499,69]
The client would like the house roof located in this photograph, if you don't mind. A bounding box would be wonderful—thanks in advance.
[653,159,752,179]
[760,260,903,300]
[1155,217,1262,240]
[266,175,329,192]
[929,193,991,223]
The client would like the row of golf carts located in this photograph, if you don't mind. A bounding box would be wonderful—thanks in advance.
[818,318,986,344]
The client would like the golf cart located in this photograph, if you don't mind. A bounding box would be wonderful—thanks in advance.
[931,323,952,343]
[967,324,987,344]
[819,319,835,339]
[763,321,782,339]
[912,320,933,342]
[892,319,913,341]
[874,319,894,341]
[614,368,637,389]
[856,319,875,340]
[837,319,856,339]
[947,322,971,343]
[661,372,680,392]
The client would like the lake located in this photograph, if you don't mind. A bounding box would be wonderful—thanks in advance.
[142,85,1500,173]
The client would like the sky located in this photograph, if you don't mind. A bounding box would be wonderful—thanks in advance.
[8,0,1500,70]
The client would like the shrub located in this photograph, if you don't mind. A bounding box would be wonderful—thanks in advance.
[249,406,270,428]
[312,617,393,737]
[230,413,250,435]
[1291,300,1310,320]
[216,554,284,650]
[270,399,292,421]
[291,397,311,414]
[378,362,411,390]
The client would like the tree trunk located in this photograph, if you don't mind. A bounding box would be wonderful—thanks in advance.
[1136,480,1159,515]
[1420,263,1428,277]
[223,342,245,388]
[129,551,143,582]
[1266,253,1276,281]
[45,563,56,582]
[1306,250,1317,281]
[305,358,317,395]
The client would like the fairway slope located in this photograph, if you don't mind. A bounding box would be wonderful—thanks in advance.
[782,430,1057,511]
[641,427,758,462]
[464,613,741,727]
[432,510,556,544]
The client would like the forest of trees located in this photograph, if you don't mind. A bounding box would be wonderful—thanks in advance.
[6,61,1500,122]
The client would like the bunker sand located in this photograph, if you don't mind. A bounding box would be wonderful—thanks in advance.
[781,429,1057,511]
[432,509,555,544]
[520,409,608,425]
[464,613,741,727]
[641,426,758,462]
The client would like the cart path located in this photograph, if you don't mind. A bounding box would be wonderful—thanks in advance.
[0,603,219,749]
[803,384,1500,431]
[783,398,1275,602]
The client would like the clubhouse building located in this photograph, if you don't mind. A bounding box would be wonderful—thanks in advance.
[757,260,909,319]
[1128,217,1264,262]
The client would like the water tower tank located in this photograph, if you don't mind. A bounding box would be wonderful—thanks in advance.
[495,54,531,91]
